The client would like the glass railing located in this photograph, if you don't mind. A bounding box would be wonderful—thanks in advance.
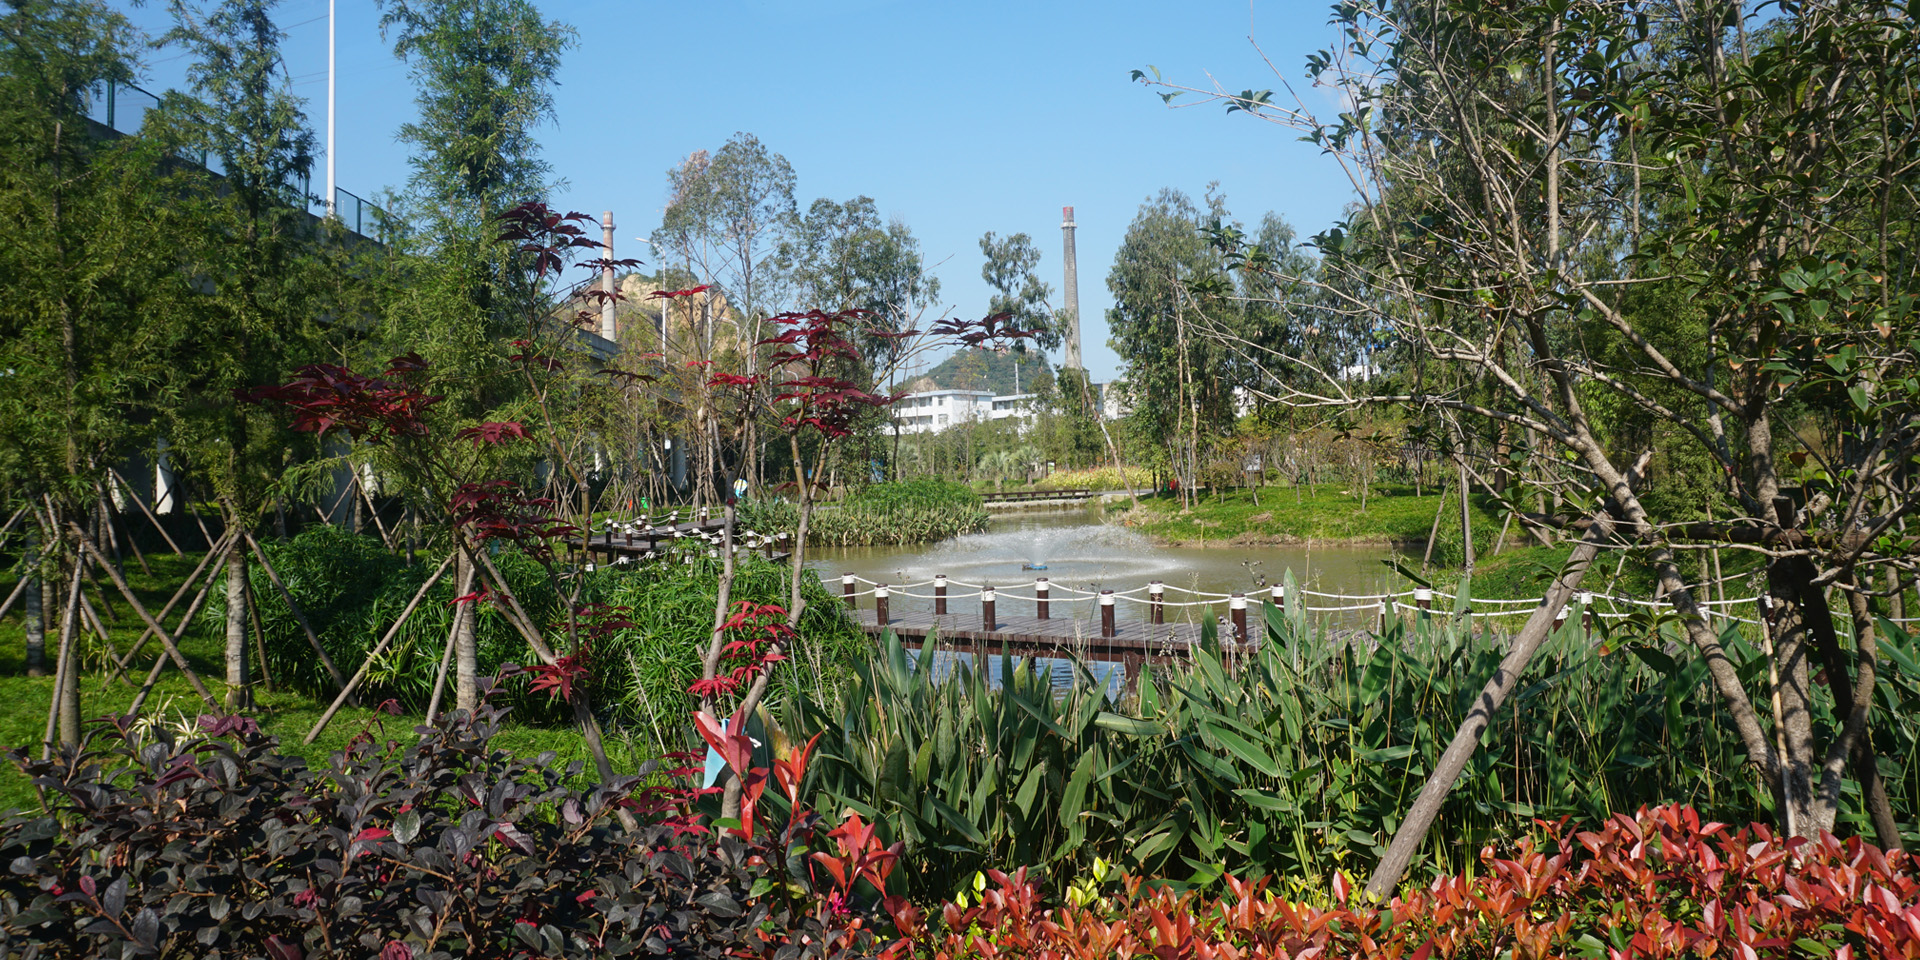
[86,79,399,244]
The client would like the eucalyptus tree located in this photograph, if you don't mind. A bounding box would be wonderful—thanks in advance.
[152,0,324,709]
[1138,0,1920,888]
[1105,187,1244,506]
[979,231,1059,352]
[0,0,187,733]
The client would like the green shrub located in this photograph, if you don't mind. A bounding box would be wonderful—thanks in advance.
[593,549,867,755]
[737,480,990,548]
[779,576,1813,896]
[1033,466,1150,492]
[240,528,552,711]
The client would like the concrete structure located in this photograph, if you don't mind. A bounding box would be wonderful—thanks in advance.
[1061,206,1082,371]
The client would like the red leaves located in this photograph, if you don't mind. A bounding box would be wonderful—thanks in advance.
[450,480,575,563]
[196,713,260,738]
[525,647,592,703]
[694,601,794,707]
[811,812,903,900]
[242,357,443,443]
[910,807,1920,960]
[454,421,529,447]
[649,285,712,300]
[495,202,599,282]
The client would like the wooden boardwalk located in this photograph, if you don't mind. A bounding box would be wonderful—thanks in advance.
[848,609,1245,680]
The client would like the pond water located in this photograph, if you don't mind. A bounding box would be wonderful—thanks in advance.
[806,507,1411,693]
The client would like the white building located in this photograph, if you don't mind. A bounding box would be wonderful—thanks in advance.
[891,389,995,434]
[989,393,1038,425]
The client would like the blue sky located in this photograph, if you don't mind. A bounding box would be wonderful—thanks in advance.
[117,0,1356,382]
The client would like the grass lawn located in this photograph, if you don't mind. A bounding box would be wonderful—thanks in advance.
[1110,483,1710,602]
[0,550,639,814]
[1113,483,1499,546]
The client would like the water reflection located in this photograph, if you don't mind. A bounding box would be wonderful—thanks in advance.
[808,507,1414,690]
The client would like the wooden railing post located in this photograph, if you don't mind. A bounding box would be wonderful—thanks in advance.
[1149,581,1164,625]
[934,575,948,615]
[981,585,996,632]
[1415,587,1432,613]
[1269,583,1284,616]
[1100,590,1115,638]
[875,584,890,626]
[1034,578,1049,619]
[1579,591,1594,631]
[1231,593,1247,647]
[842,573,856,609]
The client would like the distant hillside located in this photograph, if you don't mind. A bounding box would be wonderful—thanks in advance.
[909,347,1053,395]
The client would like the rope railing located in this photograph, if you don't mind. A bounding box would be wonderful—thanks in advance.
[835,571,1766,615]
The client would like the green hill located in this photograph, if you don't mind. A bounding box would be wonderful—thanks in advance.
[911,347,1053,395]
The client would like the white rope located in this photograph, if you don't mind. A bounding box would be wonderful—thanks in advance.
[1299,588,1417,600]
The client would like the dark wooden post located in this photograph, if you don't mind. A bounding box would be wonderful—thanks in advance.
[875,584,890,626]
[604,524,613,548]
[624,524,633,546]
[981,585,996,631]
[1377,601,1389,633]
[1149,581,1164,625]
[1580,591,1595,631]
[1034,578,1049,619]
[1231,593,1247,647]
[1270,584,1284,615]
[1553,606,1568,632]
[1100,590,1115,639]
[842,573,856,610]
[1415,587,1432,613]
[934,575,948,616]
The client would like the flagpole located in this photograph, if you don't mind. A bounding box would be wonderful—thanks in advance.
[325,0,336,218]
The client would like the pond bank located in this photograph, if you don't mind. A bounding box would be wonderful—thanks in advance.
[1114,484,1499,550]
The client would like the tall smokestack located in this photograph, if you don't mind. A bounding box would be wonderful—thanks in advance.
[1061,206,1082,371]
[600,211,617,342]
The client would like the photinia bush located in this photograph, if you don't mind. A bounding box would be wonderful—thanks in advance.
[903,806,1920,960]
[0,691,895,960]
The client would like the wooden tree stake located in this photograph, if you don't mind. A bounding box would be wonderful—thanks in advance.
[302,552,455,744]
[243,530,352,697]
[69,525,218,710]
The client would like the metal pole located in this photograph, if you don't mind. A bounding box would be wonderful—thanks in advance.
[325,0,335,217]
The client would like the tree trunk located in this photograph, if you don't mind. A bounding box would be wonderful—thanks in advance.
[455,548,478,713]
[1365,510,1614,898]
[225,545,251,710]
[55,557,83,748]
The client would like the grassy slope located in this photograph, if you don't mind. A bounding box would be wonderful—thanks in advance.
[1115,483,1492,546]
[1112,484,1688,601]
[0,551,629,814]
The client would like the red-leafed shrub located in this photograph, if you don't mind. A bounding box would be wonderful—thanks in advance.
[900,806,1920,960]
